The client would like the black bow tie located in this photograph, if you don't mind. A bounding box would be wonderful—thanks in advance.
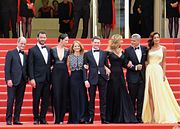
[93,49,100,52]
[41,46,46,49]
[134,47,139,50]
[19,50,24,54]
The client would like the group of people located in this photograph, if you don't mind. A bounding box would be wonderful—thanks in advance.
[0,0,35,38]
[4,31,180,125]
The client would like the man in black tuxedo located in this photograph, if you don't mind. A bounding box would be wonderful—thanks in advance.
[28,31,51,124]
[83,36,110,124]
[69,0,90,38]
[4,37,27,125]
[124,34,147,123]
[0,0,18,38]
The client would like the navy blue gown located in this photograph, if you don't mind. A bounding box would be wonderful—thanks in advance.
[68,54,88,123]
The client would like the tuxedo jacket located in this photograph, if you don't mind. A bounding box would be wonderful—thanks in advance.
[28,45,51,83]
[83,50,108,85]
[73,0,90,11]
[0,0,17,12]
[5,48,28,86]
[124,45,147,83]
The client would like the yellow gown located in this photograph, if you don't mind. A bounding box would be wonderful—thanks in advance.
[142,46,180,123]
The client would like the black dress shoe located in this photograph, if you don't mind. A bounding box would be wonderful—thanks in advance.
[33,120,39,125]
[13,121,23,125]
[79,119,85,124]
[101,119,109,124]
[40,119,48,124]
[6,121,12,125]
[137,119,143,123]
[85,118,93,124]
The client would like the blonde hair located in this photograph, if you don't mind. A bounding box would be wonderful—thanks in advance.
[107,34,122,50]
[70,40,84,55]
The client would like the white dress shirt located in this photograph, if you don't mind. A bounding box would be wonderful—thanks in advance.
[92,48,100,66]
[17,47,24,66]
[37,43,48,64]
[134,45,142,63]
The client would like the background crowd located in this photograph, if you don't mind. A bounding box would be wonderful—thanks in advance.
[0,0,179,38]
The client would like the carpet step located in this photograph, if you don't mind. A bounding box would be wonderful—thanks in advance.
[0,123,178,129]
[0,49,178,57]
[0,113,102,122]
[0,77,178,86]
[0,105,103,114]
[0,83,179,93]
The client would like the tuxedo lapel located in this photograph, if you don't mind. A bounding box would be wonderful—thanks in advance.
[131,47,139,63]
[46,47,50,64]
[140,46,146,63]
[98,50,103,66]
[23,54,27,67]
[35,45,47,64]
[89,51,98,66]
[14,49,22,66]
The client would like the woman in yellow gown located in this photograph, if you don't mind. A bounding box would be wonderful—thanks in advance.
[142,32,180,123]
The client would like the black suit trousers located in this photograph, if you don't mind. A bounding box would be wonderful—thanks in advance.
[6,79,26,122]
[70,8,90,38]
[33,81,50,121]
[1,10,17,38]
[88,75,107,121]
[127,77,145,120]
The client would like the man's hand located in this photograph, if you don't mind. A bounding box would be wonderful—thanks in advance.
[136,64,142,71]
[84,64,89,70]
[30,79,36,88]
[171,2,178,8]
[105,66,111,77]
[7,80,13,87]
[127,61,133,68]
[85,80,90,88]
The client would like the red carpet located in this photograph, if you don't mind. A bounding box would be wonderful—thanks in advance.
[0,123,179,129]
[0,38,179,128]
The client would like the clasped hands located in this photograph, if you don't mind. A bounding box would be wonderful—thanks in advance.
[127,61,143,71]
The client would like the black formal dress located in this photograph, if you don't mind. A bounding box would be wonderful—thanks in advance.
[5,48,27,123]
[28,44,51,123]
[20,0,35,17]
[166,0,179,18]
[140,0,154,38]
[0,0,18,38]
[83,49,109,123]
[68,54,88,124]
[124,45,147,122]
[98,0,112,24]
[106,52,137,123]
[58,1,73,33]
[51,48,69,124]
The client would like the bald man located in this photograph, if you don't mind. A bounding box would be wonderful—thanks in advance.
[5,37,28,125]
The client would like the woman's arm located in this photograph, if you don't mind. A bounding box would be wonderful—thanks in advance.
[161,46,167,81]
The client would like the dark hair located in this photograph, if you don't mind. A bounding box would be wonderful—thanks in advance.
[52,0,58,6]
[37,31,47,37]
[58,33,68,42]
[148,32,160,49]
[92,36,101,42]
